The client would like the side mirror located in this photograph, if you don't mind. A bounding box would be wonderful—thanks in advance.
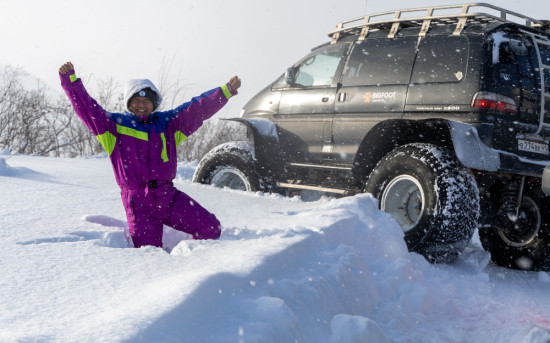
[543,165,550,195]
[285,67,297,86]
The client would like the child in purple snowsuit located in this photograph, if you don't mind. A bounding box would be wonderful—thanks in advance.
[59,62,241,248]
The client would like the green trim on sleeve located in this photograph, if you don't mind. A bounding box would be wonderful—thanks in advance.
[69,74,77,83]
[96,131,117,156]
[175,131,188,146]
[116,125,148,141]
[160,133,169,162]
[221,84,232,100]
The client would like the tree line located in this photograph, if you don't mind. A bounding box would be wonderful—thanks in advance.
[0,66,245,161]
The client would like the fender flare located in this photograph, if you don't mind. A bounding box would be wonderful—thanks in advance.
[446,120,500,172]
[223,118,284,178]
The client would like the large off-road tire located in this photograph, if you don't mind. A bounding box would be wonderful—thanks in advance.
[193,142,269,192]
[479,184,550,271]
[364,143,480,263]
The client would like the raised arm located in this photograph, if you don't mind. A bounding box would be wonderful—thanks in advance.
[59,62,115,137]
[168,76,241,136]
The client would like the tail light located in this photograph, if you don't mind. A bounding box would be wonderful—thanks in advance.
[471,92,518,114]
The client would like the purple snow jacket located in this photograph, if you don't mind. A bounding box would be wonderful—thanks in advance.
[60,71,237,190]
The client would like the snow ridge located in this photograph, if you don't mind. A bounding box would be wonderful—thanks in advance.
[2,156,550,342]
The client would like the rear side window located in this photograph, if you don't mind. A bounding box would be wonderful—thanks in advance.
[484,32,540,95]
[342,37,417,86]
[514,37,535,79]
[541,44,550,67]
[538,43,550,88]
[411,35,469,84]
[490,32,521,89]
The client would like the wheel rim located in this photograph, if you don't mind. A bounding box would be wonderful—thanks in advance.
[497,196,541,248]
[210,167,251,191]
[380,175,425,232]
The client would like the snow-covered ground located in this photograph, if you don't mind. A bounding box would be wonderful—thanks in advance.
[2,154,550,343]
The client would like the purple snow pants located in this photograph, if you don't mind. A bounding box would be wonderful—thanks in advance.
[121,182,221,248]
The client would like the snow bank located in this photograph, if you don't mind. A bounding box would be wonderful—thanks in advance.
[2,156,550,343]
[133,194,403,342]
[0,156,50,179]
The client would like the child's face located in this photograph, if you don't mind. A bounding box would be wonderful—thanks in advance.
[129,97,154,117]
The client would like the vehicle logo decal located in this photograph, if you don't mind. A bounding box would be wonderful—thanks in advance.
[364,92,372,103]
[364,91,397,103]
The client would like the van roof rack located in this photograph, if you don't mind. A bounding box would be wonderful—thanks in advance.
[329,3,548,43]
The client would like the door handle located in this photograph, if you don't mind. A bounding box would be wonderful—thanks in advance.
[338,93,346,102]
[322,97,329,102]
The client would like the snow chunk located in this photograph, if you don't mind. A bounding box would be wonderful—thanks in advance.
[0,158,10,176]
[330,314,390,343]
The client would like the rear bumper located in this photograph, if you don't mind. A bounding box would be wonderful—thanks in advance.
[498,153,547,177]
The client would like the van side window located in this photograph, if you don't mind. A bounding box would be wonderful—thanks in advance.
[411,35,469,84]
[341,37,417,86]
[294,46,348,87]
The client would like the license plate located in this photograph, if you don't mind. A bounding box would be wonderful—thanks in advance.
[518,139,549,155]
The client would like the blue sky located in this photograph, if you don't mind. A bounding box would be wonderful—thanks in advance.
[0,0,547,114]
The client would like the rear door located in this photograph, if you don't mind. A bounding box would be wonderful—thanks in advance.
[405,35,473,116]
[332,37,418,164]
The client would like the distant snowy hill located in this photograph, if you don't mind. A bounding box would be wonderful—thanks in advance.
[2,155,550,342]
